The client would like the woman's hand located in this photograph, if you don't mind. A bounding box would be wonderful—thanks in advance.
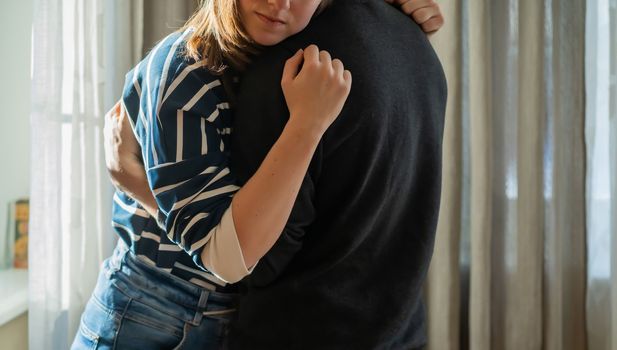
[386,0,445,34]
[103,101,158,218]
[281,45,352,138]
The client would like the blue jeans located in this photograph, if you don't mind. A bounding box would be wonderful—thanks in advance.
[71,247,238,349]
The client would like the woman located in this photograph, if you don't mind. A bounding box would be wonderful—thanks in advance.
[74,1,444,349]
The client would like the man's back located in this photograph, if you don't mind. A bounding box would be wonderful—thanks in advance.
[229,0,447,348]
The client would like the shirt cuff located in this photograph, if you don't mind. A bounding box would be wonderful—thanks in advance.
[201,205,256,283]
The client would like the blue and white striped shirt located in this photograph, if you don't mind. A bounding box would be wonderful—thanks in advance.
[112,29,244,291]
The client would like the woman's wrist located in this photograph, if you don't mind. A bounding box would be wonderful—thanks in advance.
[285,116,327,144]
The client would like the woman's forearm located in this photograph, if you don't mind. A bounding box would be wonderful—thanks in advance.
[230,120,321,269]
[226,46,351,270]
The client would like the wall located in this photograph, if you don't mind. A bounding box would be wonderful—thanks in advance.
[0,0,32,347]
[0,0,32,268]
[0,313,28,350]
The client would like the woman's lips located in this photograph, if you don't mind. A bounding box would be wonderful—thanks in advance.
[256,12,286,27]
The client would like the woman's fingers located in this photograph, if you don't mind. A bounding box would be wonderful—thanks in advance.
[281,44,351,135]
[399,0,444,33]
[281,49,304,86]
[303,44,320,67]
[319,49,332,65]
[400,0,436,15]
[332,58,344,76]
[420,16,444,33]
[407,6,437,23]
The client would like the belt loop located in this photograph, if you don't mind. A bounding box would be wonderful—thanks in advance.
[193,289,209,325]
[105,243,128,278]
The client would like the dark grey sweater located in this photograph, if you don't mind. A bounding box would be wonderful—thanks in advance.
[228,0,447,348]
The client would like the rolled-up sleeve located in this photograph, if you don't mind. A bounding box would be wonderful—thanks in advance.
[201,206,255,283]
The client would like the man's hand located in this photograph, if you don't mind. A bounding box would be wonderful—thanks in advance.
[386,0,445,34]
[104,101,137,175]
[103,101,158,218]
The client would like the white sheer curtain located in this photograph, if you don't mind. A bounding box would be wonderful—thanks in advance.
[29,1,196,348]
[29,1,65,348]
[30,1,115,348]
[427,0,589,349]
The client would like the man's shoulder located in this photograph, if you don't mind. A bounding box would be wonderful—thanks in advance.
[237,0,445,109]
[292,0,414,39]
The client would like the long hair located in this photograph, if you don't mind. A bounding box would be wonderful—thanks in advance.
[180,0,333,73]
[180,0,254,73]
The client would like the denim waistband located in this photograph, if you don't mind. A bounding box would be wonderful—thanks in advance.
[103,244,238,325]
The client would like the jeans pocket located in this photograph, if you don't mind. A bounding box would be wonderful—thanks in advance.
[171,323,191,350]
[71,321,99,350]
[71,283,125,350]
[71,294,119,350]
[113,298,185,349]
[170,317,230,349]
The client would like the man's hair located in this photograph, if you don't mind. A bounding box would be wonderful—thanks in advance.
[180,0,333,73]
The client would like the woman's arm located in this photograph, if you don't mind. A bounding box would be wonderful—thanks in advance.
[387,0,445,34]
[232,45,351,269]
[106,45,350,280]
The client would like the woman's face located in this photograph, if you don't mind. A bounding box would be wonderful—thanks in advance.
[239,0,322,46]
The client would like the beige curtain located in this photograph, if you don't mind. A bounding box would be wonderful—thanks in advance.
[142,0,199,56]
[427,1,588,349]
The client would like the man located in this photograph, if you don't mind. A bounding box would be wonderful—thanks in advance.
[227,0,447,348]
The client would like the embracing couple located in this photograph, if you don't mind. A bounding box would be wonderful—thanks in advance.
[72,0,447,349]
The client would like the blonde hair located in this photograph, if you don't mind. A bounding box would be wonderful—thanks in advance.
[180,0,333,73]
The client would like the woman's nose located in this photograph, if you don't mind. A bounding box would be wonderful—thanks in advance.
[267,0,291,11]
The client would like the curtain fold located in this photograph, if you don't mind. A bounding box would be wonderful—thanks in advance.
[65,0,113,340]
[513,0,545,348]
[428,1,589,349]
[585,1,617,349]
[547,2,587,349]
[467,1,493,348]
[29,0,64,348]
[610,4,617,349]
[142,0,198,57]
[425,0,463,348]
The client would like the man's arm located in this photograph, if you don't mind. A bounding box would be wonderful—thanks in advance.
[104,101,158,218]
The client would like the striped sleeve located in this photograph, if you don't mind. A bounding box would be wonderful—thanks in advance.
[121,37,250,281]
